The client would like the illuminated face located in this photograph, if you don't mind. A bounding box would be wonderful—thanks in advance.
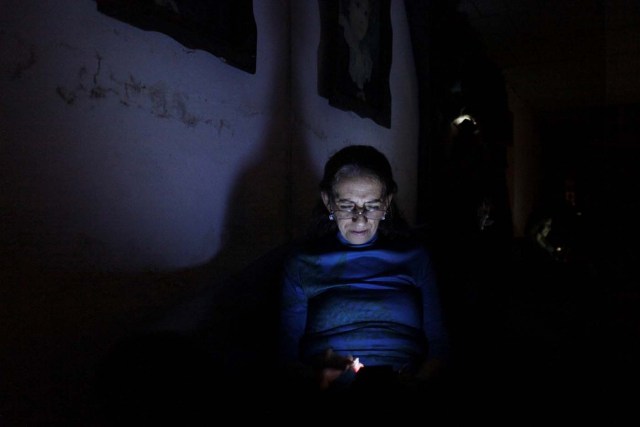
[322,174,391,245]
[349,0,370,41]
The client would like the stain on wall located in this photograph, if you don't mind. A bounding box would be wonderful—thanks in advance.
[49,51,205,127]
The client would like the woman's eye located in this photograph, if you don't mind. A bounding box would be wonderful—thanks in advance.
[365,204,381,211]
[338,204,355,211]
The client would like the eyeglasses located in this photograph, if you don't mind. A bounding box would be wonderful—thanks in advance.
[331,201,387,220]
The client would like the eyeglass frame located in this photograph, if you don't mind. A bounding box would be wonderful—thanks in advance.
[329,199,388,221]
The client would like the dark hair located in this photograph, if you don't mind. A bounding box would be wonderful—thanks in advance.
[306,145,410,239]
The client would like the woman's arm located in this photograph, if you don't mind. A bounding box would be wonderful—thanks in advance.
[278,257,308,364]
[417,248,450,380]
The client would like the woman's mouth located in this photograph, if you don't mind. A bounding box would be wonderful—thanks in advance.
[350,229,368,235]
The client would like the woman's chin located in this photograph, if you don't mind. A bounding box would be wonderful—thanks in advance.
[345,231,372,245]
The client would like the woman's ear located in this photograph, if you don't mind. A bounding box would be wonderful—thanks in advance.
[385,194,393,207]
[321,192,331,211]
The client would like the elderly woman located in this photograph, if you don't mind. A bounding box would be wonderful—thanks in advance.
[279,145,448,394]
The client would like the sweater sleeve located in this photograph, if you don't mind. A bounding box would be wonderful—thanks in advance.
[278,254,308,365]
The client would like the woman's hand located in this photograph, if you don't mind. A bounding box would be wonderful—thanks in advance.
[396,358,445,389]
[317,349,364,390]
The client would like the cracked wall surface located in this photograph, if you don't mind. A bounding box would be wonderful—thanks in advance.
[1,0,419,273]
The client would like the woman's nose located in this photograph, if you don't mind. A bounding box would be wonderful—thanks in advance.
[352,212,368,223]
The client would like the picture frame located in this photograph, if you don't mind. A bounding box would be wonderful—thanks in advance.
[97,0,257,74]
[318,0,392,128]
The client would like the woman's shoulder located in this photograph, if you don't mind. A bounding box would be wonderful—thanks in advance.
[376,233,432,259]
[382,225,430,245]
[287,231,430,256]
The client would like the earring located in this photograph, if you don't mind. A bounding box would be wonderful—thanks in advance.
[329,211,335,221]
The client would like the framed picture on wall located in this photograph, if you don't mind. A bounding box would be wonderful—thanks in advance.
[318,0,392,128]
[96,0,257,74]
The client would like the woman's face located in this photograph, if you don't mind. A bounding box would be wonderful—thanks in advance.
[322,174,391,245]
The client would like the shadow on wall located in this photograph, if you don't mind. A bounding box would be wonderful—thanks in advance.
[0,75,318,427]
[92,81,320,423]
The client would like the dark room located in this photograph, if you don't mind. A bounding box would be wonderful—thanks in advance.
[1,0,638,424]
